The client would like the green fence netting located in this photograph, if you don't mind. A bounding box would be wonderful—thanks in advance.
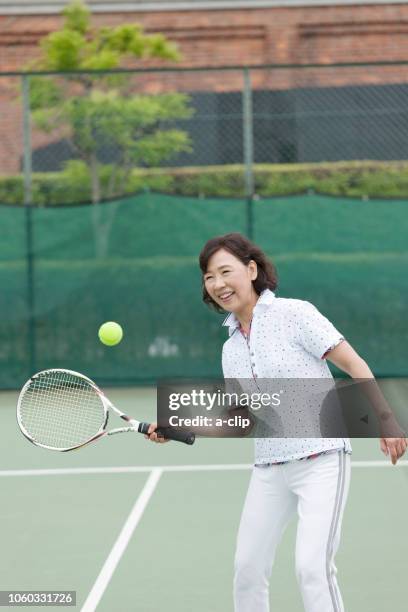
[1,192,407,389]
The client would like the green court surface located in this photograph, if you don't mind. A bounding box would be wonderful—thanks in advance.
[1,385,407,611]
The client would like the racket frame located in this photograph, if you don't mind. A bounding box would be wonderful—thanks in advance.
[17,368,145,452]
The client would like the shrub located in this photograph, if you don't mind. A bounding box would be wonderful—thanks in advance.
[2,161,408,205]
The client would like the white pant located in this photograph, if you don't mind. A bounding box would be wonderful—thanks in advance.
[234,450,351,612]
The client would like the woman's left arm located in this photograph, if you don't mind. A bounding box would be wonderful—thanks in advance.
[325,340,407,465]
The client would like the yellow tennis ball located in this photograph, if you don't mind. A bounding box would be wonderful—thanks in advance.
[98,321,123,346]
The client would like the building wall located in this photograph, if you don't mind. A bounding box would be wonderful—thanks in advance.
[1,3,408,173]
[2,3,408,73]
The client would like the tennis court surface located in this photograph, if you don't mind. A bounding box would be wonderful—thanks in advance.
[1,384,407,611]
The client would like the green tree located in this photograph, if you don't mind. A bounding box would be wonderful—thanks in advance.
[29,0,193,205]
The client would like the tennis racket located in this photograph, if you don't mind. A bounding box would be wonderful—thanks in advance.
[16,368,195,451]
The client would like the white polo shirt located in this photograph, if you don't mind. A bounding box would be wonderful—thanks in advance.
[221,289,352,464]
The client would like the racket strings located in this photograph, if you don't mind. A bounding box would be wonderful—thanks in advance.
[19,371,106,449]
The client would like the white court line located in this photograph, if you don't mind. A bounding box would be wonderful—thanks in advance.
[80,468,162,612]
[0,461,407,477]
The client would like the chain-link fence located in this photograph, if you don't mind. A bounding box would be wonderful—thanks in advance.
[1,63,408,387]
[3,62,408,207]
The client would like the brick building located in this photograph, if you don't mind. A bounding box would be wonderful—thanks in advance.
[2,1,408,72]
[1,1,408,174]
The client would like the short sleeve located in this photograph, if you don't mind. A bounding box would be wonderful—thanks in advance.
[291,300,344,360]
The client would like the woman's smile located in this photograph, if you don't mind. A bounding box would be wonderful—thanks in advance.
[218,290,235,303]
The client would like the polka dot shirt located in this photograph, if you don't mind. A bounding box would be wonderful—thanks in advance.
[221,289,352,464]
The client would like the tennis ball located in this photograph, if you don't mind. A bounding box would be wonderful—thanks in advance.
[98,321,123,346]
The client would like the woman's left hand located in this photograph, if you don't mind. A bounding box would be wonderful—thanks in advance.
[380,437,407,465]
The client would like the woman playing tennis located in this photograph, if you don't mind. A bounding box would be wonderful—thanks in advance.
[147,232,407,612]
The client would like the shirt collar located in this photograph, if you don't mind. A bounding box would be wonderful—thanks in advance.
[222,289,276,336]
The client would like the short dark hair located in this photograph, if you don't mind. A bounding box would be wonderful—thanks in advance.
[199,232,278,312]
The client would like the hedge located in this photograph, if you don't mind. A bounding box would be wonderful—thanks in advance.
[2,160,408,205]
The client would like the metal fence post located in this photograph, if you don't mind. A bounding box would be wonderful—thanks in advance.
[242,67,254,239]
[22,75,32,206]
[22,74,35,375]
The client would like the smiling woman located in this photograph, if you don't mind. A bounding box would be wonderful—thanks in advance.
[197,232,406,612]
[199,233,277,316]
[203,249,258,318]
[146,231,407,612]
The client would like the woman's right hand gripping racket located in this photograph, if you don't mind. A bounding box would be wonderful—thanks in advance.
[16,369,195,452]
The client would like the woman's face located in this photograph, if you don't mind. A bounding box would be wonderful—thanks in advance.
[204,248,258,313]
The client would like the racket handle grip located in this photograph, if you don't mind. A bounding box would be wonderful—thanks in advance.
[138,422,195,445]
